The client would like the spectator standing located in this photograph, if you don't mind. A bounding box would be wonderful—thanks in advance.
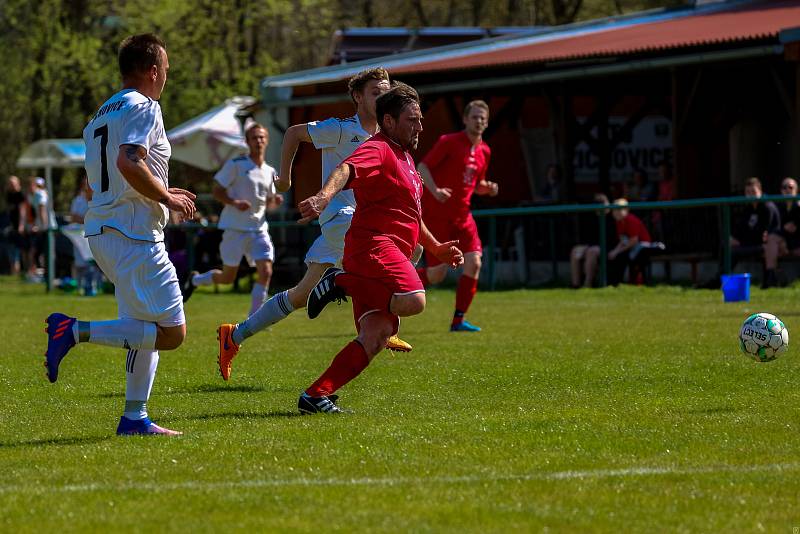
[536,164,561,203]
[69,175,101,295]
[4,175,25,275]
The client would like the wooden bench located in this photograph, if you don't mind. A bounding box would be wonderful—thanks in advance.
[649,252,713,284]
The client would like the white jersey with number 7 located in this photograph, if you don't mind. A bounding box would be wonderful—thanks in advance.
[83,88,171,243]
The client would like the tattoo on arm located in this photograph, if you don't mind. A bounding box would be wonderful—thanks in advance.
[124,145,144,163]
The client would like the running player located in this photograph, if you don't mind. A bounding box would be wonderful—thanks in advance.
[215,67,413,382]
[44,34,195,436]
[416,100,499,332]
[183,123,283,315]
[297,82,463,414]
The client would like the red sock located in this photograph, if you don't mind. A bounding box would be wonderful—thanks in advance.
[336,272,393,312]
[306,341,369,397]
[416,267,430,287]
[453,275,478,325]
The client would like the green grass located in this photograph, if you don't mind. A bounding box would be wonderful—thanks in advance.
[1,277,799,532]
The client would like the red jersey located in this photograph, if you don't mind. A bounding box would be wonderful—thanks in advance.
[342,132,424,259]
[421,131,491,220]
[616,213,651,242]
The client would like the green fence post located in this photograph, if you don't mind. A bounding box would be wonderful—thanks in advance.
[488,215,497,291]
[721,204,731,274]
[598,210,607,287]
[549,217,557,283]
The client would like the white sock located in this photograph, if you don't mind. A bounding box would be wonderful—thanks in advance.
[192,271,215,286]
[250,283,268,316]
[124,349,159,421]
[233,289,293,345]
[89,319,157,350]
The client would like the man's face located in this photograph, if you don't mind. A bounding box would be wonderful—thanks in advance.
[745,184,762,199]
[153,47,169,99]
[612,207,627,221]
[383,102,423,150]
[355,79,391,119]
[246,128,268,156]
[463,107,488,137]
[781,179,797,196]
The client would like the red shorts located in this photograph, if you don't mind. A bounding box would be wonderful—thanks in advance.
[424,213,482,267]
[343,236,424,334]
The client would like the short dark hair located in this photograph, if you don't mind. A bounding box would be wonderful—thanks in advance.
[347,68,390,105]
[745,177,762,190]
[245,123,268,140]
[119,33,166,78]
[376,82,420,128]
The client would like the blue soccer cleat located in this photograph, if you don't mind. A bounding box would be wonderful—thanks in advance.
[450,320,482,332]
[116,416,182,436]
[44,313,77,383]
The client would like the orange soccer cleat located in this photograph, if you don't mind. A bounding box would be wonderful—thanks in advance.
[216,324,240,381]
[386,335,412,353]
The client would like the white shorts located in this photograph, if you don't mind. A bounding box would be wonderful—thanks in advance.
[304,211,350,267]
[220,228,275,267]
[88,229,184,326]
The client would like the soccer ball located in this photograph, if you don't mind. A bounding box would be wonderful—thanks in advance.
[739,312,788,362]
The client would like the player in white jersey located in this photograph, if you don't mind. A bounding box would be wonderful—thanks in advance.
[183,123,283,315]
[43,34,196,436]
[215,68,413,382]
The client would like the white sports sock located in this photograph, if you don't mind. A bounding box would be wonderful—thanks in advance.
[192,271,215,286]
[89,319,157,350]
[250,283,268,316]
[124,349,159,420]
[233,289,293,345]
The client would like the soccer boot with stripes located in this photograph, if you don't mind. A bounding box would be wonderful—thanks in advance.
[298,392,342,414]
[217,323,240,381]
[306,267,347,319]
[44,313,77,383]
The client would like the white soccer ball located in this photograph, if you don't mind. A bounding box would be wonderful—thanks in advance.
[739,312,788,362]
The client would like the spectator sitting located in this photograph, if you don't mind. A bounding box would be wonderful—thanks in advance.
[608,198,659,285]
[763,177,800,288]
[570,193,618,288]
[535,164,561,203]
[627,168,657,202]
[701,177,780,289]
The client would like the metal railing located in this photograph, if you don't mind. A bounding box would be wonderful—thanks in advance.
[42,194,797,291]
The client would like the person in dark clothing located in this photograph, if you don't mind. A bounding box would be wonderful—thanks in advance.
[4,175,26,275]
[764,177,800,287]
[702,177,779,288]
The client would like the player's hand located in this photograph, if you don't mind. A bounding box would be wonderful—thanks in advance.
[164,190,196,221]
[298,193,329,224]
[433,240,463,268]
[232,199,251,211]
[476,180,499,196]
[433,187,452,203]
[785,221,797,234]
[273,194,284,206]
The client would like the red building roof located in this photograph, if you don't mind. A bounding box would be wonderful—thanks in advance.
[391,1,800,75]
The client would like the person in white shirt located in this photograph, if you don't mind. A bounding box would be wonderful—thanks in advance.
[214,68,414,382]
[67,175,101,296]
[44,33,196,436]
[184,123,283,315]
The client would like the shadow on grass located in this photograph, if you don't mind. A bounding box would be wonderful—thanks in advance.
[97,384,269,398]
[0,435,110,449]
[187,410,302,420]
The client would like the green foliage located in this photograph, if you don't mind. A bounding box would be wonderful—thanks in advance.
[1,281,800,529]
[0,0,685,209]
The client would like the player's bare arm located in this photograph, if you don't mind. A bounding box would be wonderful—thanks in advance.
[267,193,284,211]
[297,163,351,224]
[276,124,314,193]
[212,183,250,212]
[117,144,196,219]
[475,179,499,196]
[419,219,464,268]
[418,162,451,203]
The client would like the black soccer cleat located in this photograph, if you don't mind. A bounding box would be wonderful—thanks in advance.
[298,392,342,414]
[182,271,198,303]
[306,267,347,319]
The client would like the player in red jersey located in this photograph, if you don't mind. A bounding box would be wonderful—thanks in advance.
[295,82,463,414]
[416,100,499,332]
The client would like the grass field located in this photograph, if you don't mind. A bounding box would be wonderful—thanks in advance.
[1,277,799,532]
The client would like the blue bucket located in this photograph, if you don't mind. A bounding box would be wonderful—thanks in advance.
[721,273,750,302]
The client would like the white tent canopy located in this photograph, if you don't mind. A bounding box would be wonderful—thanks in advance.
[16,139,86,169]
[167,96,255,171]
